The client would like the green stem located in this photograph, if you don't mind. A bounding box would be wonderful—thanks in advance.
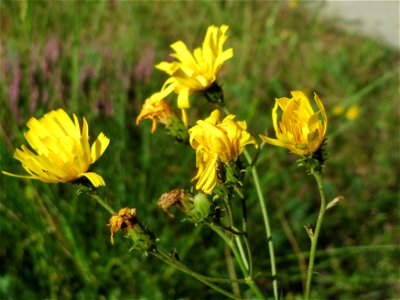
[208,224,266,300]
[221,192,242,297]
[89,192,115,215]
[244,149,279,300]
[222,190,249,271]
[209,224,248,277]
[238,187,254,278]
[222,106,278,299]
[85,189,248,298]
[276,199,307,293]
[305,172,327,300]
[225,243,241,298]
[151,249,242,300]
[215,224,246,236]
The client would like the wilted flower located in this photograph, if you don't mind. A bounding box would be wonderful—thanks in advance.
[154,25,234,125]
[136,94,189,143]
[108,207,155,251]
[136,95,175,133]
[157,189,212,223]
[157,188,186,218]
[189,109,257,194]
[108,208,138,245]
[260,91,327,156]
[2,109,110,187]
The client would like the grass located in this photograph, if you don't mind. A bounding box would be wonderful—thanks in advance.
[0,1,399,299]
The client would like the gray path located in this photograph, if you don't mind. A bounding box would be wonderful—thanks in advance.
[310,0,399,49]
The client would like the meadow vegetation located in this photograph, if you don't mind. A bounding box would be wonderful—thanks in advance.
[0,1,399,299]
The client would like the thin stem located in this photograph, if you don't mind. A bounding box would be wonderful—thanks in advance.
[209,223,248,276]
[151,249,242,300]
[221,192,242,297]
[208,224,266,300]
[225,244,241,298]
[222,106,278,299]
[305,173,327,300]
[214,224,246,236]
[234,236,249,271]
[244,149,279,300]
[89,192,115,215]
[222,190,249,271]
[238,187,254,277]
[85,189,247,299]
[276,199,307,293]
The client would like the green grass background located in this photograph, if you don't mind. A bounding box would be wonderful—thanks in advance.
[0,1,399,299]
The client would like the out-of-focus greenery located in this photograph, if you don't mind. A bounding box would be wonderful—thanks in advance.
[0,1,398,299]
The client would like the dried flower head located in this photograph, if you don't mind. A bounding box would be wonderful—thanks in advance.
[157,188,185,217]
[136,96,175,133]
[157,189,212,223]
[108,208,138,245]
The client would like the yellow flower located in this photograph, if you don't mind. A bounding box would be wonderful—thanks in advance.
[136,95,175,133]
[2,109,110,187]
[260,91,327,156]
[346,105,360,120]
[332,104,345,116]
[189,110,257,194]
[155,25,234,125]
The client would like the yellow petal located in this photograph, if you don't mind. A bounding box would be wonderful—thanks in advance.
[170,41,197,66]
[91,132,110,164]
[177,87,190,109]
[181,109,188,127]
[2,171,35,180]
[314,92,328,136]
[79,172,106,187]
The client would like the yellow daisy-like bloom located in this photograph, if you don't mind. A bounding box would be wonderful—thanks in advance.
[345,104,360,120]
[136,95,175,133]
[260,91,327,156]
[155,25,234,125]
[2,109,110,187]
[189,109,257,194]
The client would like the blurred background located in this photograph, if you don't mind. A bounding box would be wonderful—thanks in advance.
[0,1,399,299]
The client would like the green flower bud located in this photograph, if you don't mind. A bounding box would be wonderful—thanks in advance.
[193,192,211,218]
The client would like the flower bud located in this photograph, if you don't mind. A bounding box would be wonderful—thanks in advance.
[157,189,212,223]
[193,192,211,219]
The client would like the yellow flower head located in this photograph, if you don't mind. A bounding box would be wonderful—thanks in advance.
[189,109,257,194]
[345,105,360,120]
[2,109,110,187]
[136,95,175,133]
[155,25,234,125]
[260,91,327,156]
